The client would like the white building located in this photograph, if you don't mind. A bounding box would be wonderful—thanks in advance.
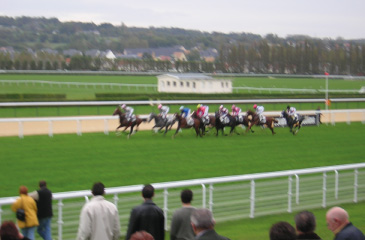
[157,74,232,94]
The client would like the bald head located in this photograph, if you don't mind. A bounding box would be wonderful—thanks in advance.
[326,207,350,233]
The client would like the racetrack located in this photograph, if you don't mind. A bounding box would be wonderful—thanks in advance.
[0,111,363,137]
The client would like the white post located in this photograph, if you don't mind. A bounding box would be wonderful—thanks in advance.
[113,194,119,208]
[335,170,339,200]
[58,199,64,240]
[201,184,206,209]
[295,174,300,204]
[104,119,109,135]
[322,172,327,208]
[77,120,82,136]
[163,188,168,231]
[288,175,292,213]
[209,184,214,212]
[354,169,358,203]
[48,120,53,137]
[325,74,328,112]
[18,121,24,139]
[250,180,255,218]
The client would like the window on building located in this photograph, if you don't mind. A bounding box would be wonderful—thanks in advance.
[173,81,177,87]
[167,81,170,86]
[187,82,190,87]
[193,82,196,89]
[226,82,229,87]
[180,82,184,87]
[221,82,224,88]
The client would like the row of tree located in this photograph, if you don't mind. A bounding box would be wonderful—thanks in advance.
[1,40,364,75]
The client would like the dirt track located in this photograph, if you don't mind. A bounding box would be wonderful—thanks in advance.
[0,112,363,137]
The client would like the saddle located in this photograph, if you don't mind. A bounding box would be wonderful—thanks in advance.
[187,118,194,126]
[259,115,266,124]
[220,116,230,124]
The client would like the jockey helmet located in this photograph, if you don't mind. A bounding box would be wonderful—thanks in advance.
[231,104,235,109]
[253,104,257,109]
[158,104,162,109]
[219,105,223,109]
[235,107,240,112]
[179,106,184,110]
[121,104,126,109]
[287,105,290,110]
[197,104,201,109]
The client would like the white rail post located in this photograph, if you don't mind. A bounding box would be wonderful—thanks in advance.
[163,188,168,231]
[322,172,327,208]
[113,194,119,208]
[0,205,2,225]
[354,169,358,203]
[201,184,206,209]
[104,119,109,135]
[295,174,300,204]
[334,170,339,200]
[57,199,64,240]
[288,175,292,213]
[48,120,53,137]
[346,111,351,125]
[250,180,255,218]
[18,121,24,138]
[209,184,214,212]
[77,119,82,136]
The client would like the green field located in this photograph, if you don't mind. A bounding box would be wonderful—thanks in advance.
[1,121,365,239]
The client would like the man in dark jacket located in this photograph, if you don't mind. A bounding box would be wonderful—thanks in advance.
[326,206,365,240]
[126,184,164,240]
[30,180,53,240]
[190,208,230,240]
[295,211,321,239]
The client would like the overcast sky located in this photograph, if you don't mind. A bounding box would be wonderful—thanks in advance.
[2,0,365,39]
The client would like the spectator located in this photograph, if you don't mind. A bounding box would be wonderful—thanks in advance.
[269,221,297,240]
[326,206,365,240]
[0,220,31,240]
[126,184,164,240]
[294,211,321,239]
[29,180,53,240]
[170,189,195,240]
[77,182,120,240]
[190,208,230,240]
[11,186,39,240]
[130,231,154,240]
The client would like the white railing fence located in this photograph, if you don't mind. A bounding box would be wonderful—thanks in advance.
[0,109,364,138]
[0,163,364,240]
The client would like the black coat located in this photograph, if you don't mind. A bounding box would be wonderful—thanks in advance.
[125,200,165,240]
[197,229,230,240]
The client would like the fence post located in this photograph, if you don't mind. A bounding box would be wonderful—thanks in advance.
[0,205,2,225]
[334,170,339,200]
[209,184,214,212]
[322,172,327,208]
[250,180,255,218]
[201,184,206,209]
[295,174,300,204]
[18,121,24,138]
[49,120,53,137]
[104,119,109,135]
[113,194,119,208]
[163,188,168,231]
[288,175,292,213]
[77,120,82,136]
[354,169,358,203]
[57,199,64,240]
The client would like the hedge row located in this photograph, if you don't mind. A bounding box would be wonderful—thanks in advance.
[0,94,66,101]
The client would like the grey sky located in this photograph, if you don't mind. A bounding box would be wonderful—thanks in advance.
[2,0,365,39]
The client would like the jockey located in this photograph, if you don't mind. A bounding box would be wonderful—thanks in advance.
[219,105,229,123]
[197,104,209,124]
[253,104,266,124]
[287,105,298,121]
[121,104,134,122]
[180,106,191,119]
[231,105,241,116]
[158,104,169,120]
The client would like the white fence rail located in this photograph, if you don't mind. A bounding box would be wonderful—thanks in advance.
[0,163,364,240]
[0,109,364,138]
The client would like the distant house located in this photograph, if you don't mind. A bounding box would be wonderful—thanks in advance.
[157,73,232,94]
[85,49,116,59]
[63,49,83,57]
[124,45,187,61]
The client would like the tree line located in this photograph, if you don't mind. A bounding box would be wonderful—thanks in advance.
[0,16,364,74]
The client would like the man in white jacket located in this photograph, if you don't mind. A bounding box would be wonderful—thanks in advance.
[77,182,120,240]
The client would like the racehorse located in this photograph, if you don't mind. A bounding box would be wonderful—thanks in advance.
[246,110,278,135]
[191,111,213,135]
[215,111,236,136]
[147,112,176,135]
[281,110,305,135]
[233,114,254,134]
[173,113,203,138]
[113,106,146,138]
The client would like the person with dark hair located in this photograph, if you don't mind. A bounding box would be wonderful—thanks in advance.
[326,206,365,240]
[0,221,31,240]
[77,182,120,240]
[11,186,39,240]
[29,180,53,240]
[190,208,229,240]
[294,211,321,239]
[269,221,297,240]
[130,231,155,240]
[170,189,195,240]
[126,184,164,240]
